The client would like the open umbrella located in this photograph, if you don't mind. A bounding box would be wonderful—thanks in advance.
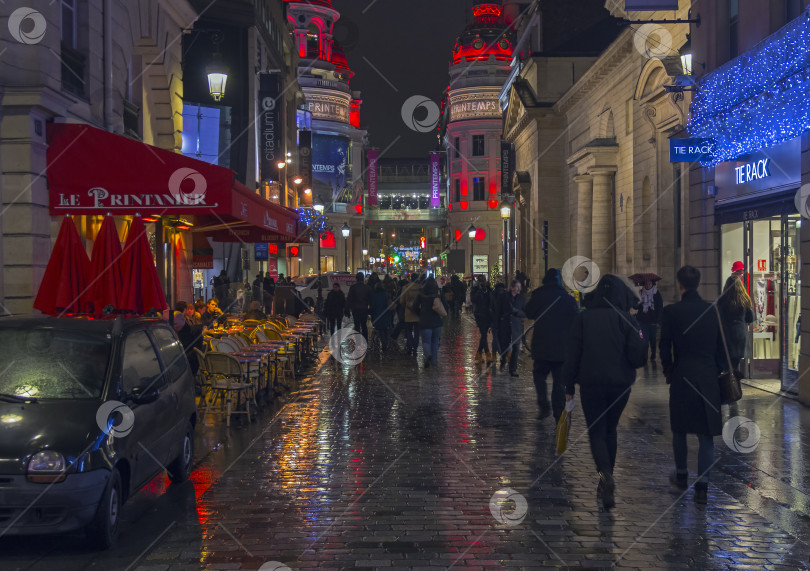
[89,216,124,314]
[628,272,662,286]
[33,216,91,315]
[120,217,167,314]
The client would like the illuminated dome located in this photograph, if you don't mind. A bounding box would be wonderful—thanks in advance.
[331,42,354,78]
[451,2,514,65]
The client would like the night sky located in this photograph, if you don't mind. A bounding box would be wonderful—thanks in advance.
[332,0,472,158]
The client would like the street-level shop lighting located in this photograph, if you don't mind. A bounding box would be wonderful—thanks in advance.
[286,152,292,157]
[362,249,368,256]
[293,176,303,185]
[276,161,286,169]
[286,158,292,164]
[313,203,324,214]
[304,188,312,194]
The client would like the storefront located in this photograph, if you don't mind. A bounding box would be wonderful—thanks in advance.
[45,123,299,311]
[714,137,801,390]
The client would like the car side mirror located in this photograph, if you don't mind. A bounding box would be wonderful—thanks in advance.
[129,384,160,405]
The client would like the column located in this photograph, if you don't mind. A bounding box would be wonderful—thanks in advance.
[591,168,615,274]
[574,175,593,259]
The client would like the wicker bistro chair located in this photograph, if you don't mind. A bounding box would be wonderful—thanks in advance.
[262,328,295,388]
[192,347,212,399]
[214,337,241,354]
[242,319,263,329]
[229,333,250,349]
[249,327,269,343]
[202,352,256,427]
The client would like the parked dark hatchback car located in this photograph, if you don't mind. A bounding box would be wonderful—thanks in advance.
[0,316,197,548]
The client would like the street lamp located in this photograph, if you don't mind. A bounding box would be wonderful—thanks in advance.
[206,52,229,102]
[312,203,326,315]
[500,202,511,283]
[468,225,476,278]
[341,222,351,272]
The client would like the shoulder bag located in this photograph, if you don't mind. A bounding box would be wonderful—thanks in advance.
[432,296,448,317]
[714,304,743,404]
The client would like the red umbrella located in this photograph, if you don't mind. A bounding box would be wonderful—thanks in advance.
[88,216,124,314]
[33,217,91,315]
[120,217,167,314]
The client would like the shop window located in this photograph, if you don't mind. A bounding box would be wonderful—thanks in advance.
[306,23,320,58]
[472,135,485,157]
[729,0,739,59]
[60,0,86,97]
[473,177,485,201]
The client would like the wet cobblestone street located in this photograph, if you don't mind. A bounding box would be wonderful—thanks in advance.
[5,316,810,570]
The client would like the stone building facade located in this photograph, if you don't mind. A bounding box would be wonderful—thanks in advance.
[0,0,198,314]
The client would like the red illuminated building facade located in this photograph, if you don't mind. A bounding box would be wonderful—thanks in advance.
[441,2,516,278]
[285,0,368,275]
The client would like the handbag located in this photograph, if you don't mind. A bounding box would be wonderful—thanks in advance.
[555,400,575,455]
[714,305,743,404]
[433,296,448,317]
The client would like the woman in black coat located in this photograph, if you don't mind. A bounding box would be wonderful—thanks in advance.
[659,265,724,504]
[563,274,647,510]
[718,275,754,371]
[323,282,346,336]
[413,277,444,368]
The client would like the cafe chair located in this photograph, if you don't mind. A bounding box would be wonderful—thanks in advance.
[192,347,212,402]
[215,338,241,354]
[202,352,256,427]
[284,315,297,327]
[263,328,295,386]
[250,327,269,343]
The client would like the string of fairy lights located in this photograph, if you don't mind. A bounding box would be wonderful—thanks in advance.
[688,8,810,164]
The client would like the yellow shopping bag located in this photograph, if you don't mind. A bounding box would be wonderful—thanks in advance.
[555,399,575,455]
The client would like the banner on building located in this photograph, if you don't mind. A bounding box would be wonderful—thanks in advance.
[254,243,269,261]
[368,149,379,206]
[429,152,441,208]
[258,73,283,184]
[500,141,515,195]
[624,0,679,9]
[312,134,349,198]
[299,130,312,191]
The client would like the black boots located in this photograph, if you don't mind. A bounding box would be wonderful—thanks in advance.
[669,471,688,491]
[598,471,615,510]
[694,482,708,504]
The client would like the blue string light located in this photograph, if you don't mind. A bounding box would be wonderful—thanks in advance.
[295,208,327,232]
[688,8,810,165]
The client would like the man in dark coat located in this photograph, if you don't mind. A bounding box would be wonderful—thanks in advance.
[450,275,466,317]
[252,274,263,307]
[494,279,527,376]
[659,265,724,504]
[470,276,494,362]
[346,272,371,341]
[525,268,579,421]
[323,282,346,336]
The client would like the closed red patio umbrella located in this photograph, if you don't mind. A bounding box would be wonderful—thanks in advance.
[33,216,91,315]
[120,217,167,314]
[89,216,124,314]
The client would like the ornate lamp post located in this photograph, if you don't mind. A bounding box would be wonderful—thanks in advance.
[341,222,351,272]
[500,202,511,283]
[468,225,476,278]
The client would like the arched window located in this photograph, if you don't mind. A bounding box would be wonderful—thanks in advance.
[306,22,320,58]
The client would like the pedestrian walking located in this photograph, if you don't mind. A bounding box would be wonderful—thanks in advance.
[450,275,466,317]
[490,282,505,358]
[494,279,527,376]
[252,273,263,307]
[470,276,494,363]
[659,265,724,504]
[525,268,579,421]
[346,272,371,341]
[413,276,444,368]
[563,274,648,510]
[399,274,421,355]
[637,279,663,361]
[718,275,754,371]
[370,281,393,351]
[324,282,346,336]
[263,273,275,314]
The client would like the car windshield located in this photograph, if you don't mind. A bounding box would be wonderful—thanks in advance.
[0,329,111,399]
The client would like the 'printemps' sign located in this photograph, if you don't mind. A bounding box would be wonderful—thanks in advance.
[305,94,350,123]
[449,93,501,121]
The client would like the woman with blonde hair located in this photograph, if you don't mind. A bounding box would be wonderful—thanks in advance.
[718,275,754,371]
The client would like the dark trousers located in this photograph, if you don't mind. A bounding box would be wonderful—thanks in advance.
[499,328,519,373]
[533,360,565,421]
[579,385,631,475]
[639,321,657,358]
[403,322,419,353]
[673,432,715,483]
[351,309,369,341]
[327,316,341,337]
[477,323,490,353]
[376,327,389,351]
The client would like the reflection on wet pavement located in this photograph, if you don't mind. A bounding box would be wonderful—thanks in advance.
[4,317,810,569]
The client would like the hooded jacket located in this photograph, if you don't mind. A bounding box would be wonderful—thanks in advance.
[563,275,648,395]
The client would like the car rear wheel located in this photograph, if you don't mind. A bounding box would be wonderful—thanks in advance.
[167,423,194,484]
[86,468,121,550]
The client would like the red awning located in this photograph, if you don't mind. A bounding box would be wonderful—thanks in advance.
[46,123,299,242]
